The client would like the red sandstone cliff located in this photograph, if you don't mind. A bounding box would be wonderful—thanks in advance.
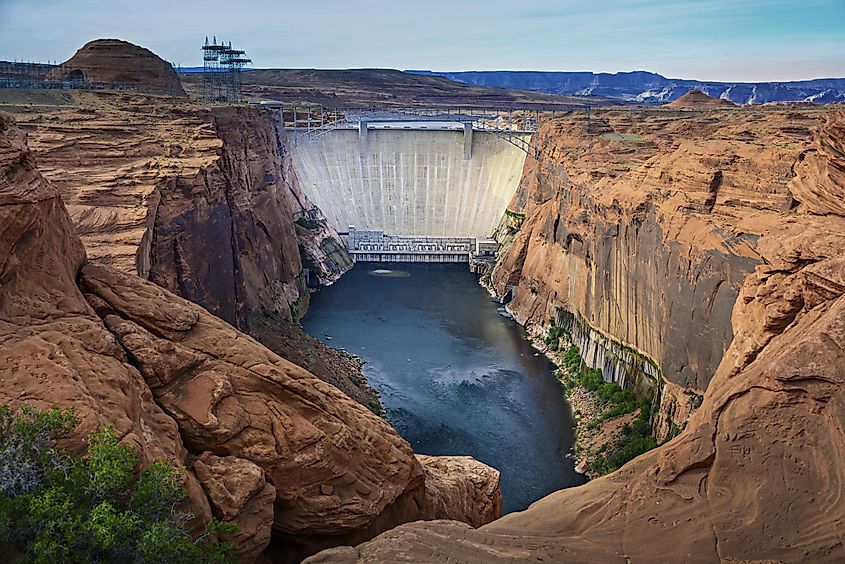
[0,112,501,561]
[491,106,821,435]
[4,93,367,406]
[306,110,845,564]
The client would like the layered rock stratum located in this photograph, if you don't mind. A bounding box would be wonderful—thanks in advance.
[177,68,605,109]
[49,39,187,97]
[307,109,845,563]
[411,69,845,105]
[1,91,368,406]
[0,112,501,561]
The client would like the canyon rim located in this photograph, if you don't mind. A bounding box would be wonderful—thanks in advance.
[1,2,845,563]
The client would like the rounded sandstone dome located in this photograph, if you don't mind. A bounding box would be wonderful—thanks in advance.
[50,38,186,97]
[668,89,737,108]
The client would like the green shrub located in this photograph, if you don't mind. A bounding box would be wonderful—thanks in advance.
[560,344,660,477]
[579,369,605,392]
[0,405,235,563]
[685,391,704,409]
[589,417,657,477]
[368,398,384,417]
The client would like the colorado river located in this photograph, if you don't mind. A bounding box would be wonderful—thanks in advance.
[301,263,586,513]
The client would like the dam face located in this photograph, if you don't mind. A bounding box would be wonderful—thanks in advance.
[288,126,529,240]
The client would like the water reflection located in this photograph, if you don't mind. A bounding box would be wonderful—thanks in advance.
[302,263,586,513]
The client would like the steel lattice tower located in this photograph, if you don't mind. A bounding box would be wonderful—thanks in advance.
[202,36,250,103]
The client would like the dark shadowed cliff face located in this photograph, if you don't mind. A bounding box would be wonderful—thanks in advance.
[145,106,306,331]
[3,94,373,406]
[491,106,825,435]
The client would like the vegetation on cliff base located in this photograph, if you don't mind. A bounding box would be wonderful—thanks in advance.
[0,405,235,564]
[545,320,658,477]
[503,209,526,229]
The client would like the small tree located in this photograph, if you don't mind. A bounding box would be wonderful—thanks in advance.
[0,405,235,563]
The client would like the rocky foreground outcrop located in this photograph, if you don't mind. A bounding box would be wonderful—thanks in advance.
[48,39,186,96]
[3,94,367,406]
[306,111,845,563]
[0,113,501,561]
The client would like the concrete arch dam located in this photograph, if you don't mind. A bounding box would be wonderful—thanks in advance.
[288,123,529,261]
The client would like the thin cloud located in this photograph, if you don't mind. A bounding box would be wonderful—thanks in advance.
[0,0,842,81]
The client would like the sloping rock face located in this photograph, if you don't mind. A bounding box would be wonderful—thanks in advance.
[491,107,821,435]
[306,112,845,564]
[50,39,186,97]
[78,262,427,561]
[0,113,502,561]
[4,95,370,406]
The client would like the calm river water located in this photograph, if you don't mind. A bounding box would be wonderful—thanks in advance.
[301,263,586,513]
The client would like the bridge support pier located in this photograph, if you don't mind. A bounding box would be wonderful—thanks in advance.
[463,122,473,160]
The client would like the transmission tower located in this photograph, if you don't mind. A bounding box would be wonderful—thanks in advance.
[202,36,250,103]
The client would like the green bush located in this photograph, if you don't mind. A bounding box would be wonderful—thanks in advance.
[589,415,657,477]
[543,324,568,352]
[368,398,384,417]
[560,344,660,477]
[0,405,235,563]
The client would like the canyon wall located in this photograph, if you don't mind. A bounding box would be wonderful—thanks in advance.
[306,110,845,564]
[2,93,369,405]
[491,106,817,434]
[0,112,502,562]
[289,129,528,237]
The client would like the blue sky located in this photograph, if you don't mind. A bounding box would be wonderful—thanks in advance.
[1,0,843,81]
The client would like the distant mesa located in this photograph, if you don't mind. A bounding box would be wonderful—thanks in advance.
[668,89,737,108]
[49,38,186,97]
[408,70,845,105]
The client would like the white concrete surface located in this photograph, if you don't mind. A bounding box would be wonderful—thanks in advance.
[288,128,529,237]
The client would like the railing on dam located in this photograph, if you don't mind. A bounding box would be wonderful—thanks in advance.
[342,227,499,264]
[253,102,547,158]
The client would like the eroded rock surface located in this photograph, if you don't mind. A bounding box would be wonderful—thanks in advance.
[416,456,501,528]
[193,453,276,562]
[1,112,501,561]
[2,94,373,406]
[78,261,424,536]
[306,111,845,563]
[0,111,213,528]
